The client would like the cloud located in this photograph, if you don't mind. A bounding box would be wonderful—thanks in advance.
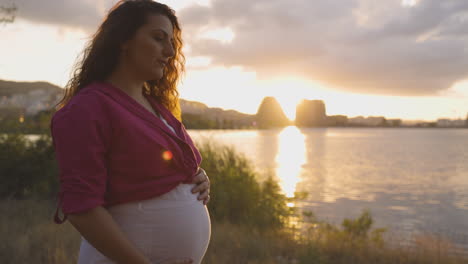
[8,0,192,31]
[8,0,114,32]
[8,0,468,96]
[179,0,468,96]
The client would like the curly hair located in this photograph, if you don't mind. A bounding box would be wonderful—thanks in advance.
[54,0,185,121]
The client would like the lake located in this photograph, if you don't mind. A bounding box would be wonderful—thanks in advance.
[187,127,468,249]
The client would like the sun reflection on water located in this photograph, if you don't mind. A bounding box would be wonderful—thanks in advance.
[275,126,307,198]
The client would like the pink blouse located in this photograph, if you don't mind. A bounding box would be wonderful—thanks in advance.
[50,81,202,224]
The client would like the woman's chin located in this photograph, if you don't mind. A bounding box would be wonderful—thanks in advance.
[151,69,164,80]
[145,72,163,82]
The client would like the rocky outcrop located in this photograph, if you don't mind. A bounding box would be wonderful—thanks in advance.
[295,99,327,127]
[255,96,291,128]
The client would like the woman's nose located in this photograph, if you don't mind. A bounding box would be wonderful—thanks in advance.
[164,41,175,58]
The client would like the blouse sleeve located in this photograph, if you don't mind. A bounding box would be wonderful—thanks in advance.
[50,99,111,224]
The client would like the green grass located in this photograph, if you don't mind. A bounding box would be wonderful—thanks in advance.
[2,199,467,264]
[0,199,79,263]
[1,134,467,263]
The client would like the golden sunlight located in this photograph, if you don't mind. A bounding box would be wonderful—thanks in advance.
[258,77,324,120]
[0,20,88,86]
[273,95,303,121]
[275,126,306,198]
[179,67,465,121]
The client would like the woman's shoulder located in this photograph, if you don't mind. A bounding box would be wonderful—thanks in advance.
[72,82,112,106]
[52,82,112,122]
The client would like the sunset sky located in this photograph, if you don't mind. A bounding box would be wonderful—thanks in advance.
[1,0,468,121]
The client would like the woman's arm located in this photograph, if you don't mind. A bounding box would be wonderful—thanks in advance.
[68,206,152,264]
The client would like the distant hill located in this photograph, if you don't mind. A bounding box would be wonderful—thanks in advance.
[180,99,256,128]
[0,79,257,128]
[0,80,62,96]
[0,80,63,115]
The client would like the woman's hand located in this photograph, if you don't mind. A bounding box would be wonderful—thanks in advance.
[191,167,210,205]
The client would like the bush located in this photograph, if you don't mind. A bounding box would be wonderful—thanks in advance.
[0,133,58,199]
[1,132,293,232]
[195,139,293,231]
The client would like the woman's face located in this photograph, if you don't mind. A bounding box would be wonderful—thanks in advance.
[120,14,175,81]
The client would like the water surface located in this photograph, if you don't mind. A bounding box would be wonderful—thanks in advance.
[188,127,468,248]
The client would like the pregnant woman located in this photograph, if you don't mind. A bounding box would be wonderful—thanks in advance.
[50,1,211,263]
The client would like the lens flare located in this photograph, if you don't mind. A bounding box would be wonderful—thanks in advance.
[162,150,173,161]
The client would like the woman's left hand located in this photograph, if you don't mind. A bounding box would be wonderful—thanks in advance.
[191,167,210,205]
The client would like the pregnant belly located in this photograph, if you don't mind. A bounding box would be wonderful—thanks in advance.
[78,183,211,264]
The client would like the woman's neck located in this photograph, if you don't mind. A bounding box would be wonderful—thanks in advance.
[106,64,145,99]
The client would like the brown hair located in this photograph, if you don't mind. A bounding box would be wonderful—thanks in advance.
[54,0,185,121]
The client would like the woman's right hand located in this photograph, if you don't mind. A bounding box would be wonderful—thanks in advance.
[159,258,193,264]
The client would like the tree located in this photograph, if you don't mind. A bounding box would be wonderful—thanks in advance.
[0,3,17,24]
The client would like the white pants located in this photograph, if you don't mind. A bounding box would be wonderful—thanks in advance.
[77,183,211,264]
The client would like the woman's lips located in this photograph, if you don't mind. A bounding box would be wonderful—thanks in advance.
[157,60,166,67]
